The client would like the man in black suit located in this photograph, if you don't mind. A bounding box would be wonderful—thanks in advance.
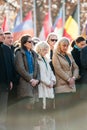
[3,31,15,86]
[0,29,14,123]
[3,31,17,105]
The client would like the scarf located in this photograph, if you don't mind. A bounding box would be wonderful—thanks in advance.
[65,54,71,66]
[74,45,81,51]
[42,57,48,70]
[25,49,34,74]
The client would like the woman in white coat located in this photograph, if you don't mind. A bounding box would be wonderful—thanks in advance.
[35,41,56,109]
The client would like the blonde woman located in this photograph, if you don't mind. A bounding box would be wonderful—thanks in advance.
[35,41,56,109]
[46,32,58,73]
[52,37,79,107]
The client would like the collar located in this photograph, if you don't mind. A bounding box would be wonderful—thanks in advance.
[3,43,11,49]
[74,45,81,51]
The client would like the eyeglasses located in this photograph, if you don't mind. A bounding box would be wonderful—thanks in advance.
[50,39,58,42]
[27,40,33,43]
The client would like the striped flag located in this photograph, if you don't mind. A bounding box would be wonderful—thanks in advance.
[14,11,21,27]
[52,7,63,39]
[39,13,52,40]
[63,6,78,41]
[13,11,34,41]
[2,16,9,31]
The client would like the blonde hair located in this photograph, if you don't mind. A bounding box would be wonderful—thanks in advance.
[35,41,49,54]
[54,37,70,53]
[46,32,57,42]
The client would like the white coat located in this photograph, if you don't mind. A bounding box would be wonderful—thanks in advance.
[37,55,56,109]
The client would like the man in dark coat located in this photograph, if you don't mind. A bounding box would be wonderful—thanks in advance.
[80,44,87,98]
[0,29,13,123]
[3,31,17,104]
[71,36,86,100]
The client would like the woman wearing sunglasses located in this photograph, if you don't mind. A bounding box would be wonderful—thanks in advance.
[15,34,40,110]
[46,32,58,74]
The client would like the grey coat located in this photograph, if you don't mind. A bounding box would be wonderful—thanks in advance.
[15,49,40,99]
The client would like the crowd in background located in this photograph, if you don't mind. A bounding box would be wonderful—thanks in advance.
[0,27,87,125]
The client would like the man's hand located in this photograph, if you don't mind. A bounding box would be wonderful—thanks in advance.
[10,81,13,90]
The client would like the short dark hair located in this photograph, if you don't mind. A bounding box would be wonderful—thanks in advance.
[71,40,76,48]
[76,36,85,43]
[4,31,12,35]
[21,35,31,49]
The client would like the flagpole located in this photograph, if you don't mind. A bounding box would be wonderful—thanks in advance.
[77,0,80,35]
[48,0,52,32]
[33,0,37,36]
[20,0,23,22]
[85,18,87,40]
[62,0,65,27]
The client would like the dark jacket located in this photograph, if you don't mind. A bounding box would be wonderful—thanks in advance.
[80,46,87,83]
[2,44,15,82]
[71,47,81,76]
[80,46,87,69]
[0,43,7,84]
[49,50,55,74]
[0,43,15,91]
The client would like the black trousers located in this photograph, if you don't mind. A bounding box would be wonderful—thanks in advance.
[0,91,8,123]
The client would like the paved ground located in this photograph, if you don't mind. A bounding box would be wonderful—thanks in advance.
[0,96,87,130]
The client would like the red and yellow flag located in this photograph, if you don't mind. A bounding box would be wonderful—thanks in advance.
[63,6,78,41]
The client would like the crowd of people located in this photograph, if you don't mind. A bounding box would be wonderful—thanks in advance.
[0,27,87,124]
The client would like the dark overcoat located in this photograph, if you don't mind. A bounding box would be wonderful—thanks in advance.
[0,43,15,91]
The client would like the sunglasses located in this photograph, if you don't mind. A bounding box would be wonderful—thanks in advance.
[0,34,4,36]
[50,39,58,42]
[27,40,33,43]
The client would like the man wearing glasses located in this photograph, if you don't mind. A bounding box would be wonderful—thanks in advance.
[46,32,58,74]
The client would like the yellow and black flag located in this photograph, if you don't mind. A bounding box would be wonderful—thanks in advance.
[63,6,78,41]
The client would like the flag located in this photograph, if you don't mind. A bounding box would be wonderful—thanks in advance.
[63,6,78,41]
[23,11,32,21]
[14,11,21,27]
[13,11,34,41]
[52,7,63,39]
[39,13,52,40]
[2,16,9,31]
[81,20,87,39]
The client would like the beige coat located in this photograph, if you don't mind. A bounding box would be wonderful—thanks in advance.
[52,50,79,93]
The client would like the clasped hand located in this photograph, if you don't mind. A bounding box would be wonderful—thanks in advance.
[68,77,75,88]
[30,79,39,87]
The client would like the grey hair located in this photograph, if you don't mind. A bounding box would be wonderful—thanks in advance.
[35,41,49,54]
